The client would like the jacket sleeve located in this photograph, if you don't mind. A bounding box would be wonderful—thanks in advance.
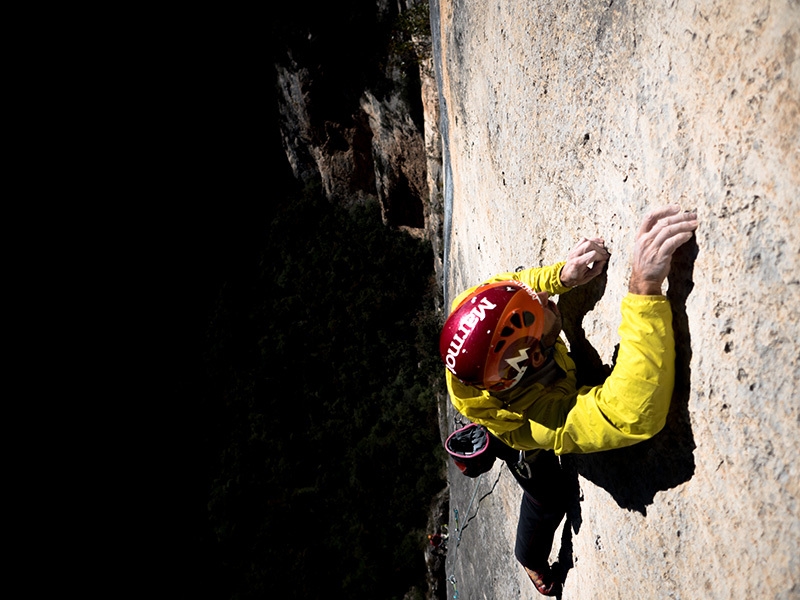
[484,262,572,296]
[449,262,572,312]
[498,294,676,454]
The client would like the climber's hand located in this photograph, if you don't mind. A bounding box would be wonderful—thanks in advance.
[629,205,698,295]
[560,237,610,288]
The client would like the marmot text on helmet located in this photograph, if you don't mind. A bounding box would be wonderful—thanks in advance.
[439,281,547,391]
[443,296,498,373]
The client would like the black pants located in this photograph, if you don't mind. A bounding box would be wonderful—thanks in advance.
[491,437,568,569]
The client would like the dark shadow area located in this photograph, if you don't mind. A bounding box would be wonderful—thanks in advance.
[568,237,699,514]
[558,268,612,388]
[551,455,583,599]
[550,272,610,590]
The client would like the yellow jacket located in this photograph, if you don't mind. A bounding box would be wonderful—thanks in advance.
[445,262,675,455]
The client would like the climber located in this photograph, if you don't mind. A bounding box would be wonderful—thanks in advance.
[428,531,447,551]
[439,205,698,596]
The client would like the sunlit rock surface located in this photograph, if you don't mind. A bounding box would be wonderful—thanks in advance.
[430,1,799,598]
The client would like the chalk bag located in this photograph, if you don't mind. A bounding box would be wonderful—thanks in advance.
[445,422,496,478]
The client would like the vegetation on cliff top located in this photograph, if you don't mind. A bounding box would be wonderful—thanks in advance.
[200,186,446,599]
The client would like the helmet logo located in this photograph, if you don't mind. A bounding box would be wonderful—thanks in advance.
[503,347,530,387]
[444,297,497,373]
[505,347,530,375]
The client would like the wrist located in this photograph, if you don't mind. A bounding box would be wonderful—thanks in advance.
[628,276,663,295]
[558,264,574,289]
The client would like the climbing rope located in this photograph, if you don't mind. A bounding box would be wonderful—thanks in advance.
[456,472,483,542]
[447,574,459,599]
[446,467,503,599]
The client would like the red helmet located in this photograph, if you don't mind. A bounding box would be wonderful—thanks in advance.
[439,281,547,391]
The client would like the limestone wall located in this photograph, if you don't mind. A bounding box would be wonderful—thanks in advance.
[431,1,799,598]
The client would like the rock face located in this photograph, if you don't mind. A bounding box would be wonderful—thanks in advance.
[275,8,447,285]
[277,59,379,209]
[276,57,430,232]
[430,0,799,598]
